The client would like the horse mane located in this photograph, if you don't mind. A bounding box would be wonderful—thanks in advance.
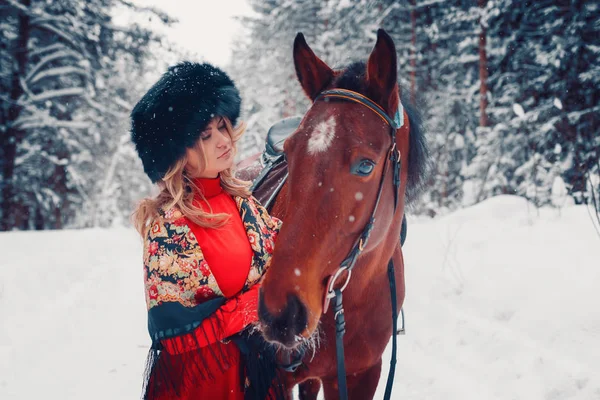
[331,61,430,204]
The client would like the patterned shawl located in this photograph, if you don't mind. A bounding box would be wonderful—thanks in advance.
[141,196,285,399]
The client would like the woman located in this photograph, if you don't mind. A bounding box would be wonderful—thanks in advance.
[130,62,284,399]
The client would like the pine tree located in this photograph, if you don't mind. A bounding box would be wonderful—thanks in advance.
[227,0,599,213]
[231,0,359,160]
[0,0,176,230]
[471,0,600,207]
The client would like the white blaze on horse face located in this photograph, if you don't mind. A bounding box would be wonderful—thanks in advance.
[307,116,337,155]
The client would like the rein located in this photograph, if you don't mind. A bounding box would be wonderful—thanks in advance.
[313,89,405,400]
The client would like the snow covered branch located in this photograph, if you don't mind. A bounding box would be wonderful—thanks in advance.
[113,97,133,111]
[83,96,129,119]
[25,49,82,84]
[27,87,86,103]
[33,22,86,56]
[116,0,178,25]
[12,115,90,130]
[5,0,29,13]
[29,66,89,85]
[28,43,69,59]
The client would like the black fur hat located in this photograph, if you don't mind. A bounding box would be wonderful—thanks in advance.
[130,61,241,183]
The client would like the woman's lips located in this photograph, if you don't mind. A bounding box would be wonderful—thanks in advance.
[218,149,232,159]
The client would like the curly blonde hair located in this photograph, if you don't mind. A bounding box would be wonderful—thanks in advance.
[131,117,251,237]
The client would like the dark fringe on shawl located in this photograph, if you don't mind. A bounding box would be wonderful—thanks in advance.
[141,316,239,399]
[233,329,287,400]
[141,303,287,400]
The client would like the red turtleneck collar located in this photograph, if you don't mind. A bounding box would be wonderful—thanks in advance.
[187,175,252,298]
[192,176,223,199]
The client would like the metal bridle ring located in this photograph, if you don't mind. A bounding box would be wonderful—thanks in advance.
[326,267,353,299]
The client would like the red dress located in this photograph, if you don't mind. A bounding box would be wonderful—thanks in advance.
[151,177,256,400]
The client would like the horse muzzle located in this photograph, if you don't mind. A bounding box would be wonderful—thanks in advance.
[258,291,309,348]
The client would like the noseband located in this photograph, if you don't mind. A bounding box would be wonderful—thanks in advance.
[313,88,406,400]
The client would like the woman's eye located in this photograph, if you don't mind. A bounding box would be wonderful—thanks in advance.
[351,159,375,176]
[218,124,226,131]
[201,133,211,141]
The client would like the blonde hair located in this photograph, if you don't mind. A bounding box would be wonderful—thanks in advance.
[131,117,252,237]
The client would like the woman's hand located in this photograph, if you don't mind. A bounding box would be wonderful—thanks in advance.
[161,283,264,354]
[237,283,261,327]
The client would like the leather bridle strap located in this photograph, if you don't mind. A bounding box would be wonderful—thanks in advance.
[314,89,402,211]
[333,288,348,399]
[331,261,400,400]
[313,89,402,130]
[383,259,399,399]
[340,145,392,270]
[319,88,401,307]
[312,89,404,400]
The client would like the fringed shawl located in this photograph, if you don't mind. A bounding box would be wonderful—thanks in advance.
[141,196,286,399]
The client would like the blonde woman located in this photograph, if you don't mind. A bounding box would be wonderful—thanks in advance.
[131,62,284,400]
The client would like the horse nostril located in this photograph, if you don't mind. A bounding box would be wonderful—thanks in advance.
[259,292,308,346]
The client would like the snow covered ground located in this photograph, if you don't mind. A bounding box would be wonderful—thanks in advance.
[1,195,599,399]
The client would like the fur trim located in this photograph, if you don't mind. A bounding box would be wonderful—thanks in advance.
[131,62,241,183]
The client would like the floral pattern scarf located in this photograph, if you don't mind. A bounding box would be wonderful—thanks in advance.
[141,195,284,399]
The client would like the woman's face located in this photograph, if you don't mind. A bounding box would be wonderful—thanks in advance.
[185,117,234,178]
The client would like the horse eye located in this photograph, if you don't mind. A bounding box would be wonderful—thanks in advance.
[351,159,375,176]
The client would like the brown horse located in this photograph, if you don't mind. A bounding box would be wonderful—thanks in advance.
[258,29,428,399]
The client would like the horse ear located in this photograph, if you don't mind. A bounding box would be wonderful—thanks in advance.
[366,29,399,115]
[293,33,334,101]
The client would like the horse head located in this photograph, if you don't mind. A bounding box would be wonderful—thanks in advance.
[259,29,427,349]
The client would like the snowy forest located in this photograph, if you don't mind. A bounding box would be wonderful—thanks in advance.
[1,0,599,231]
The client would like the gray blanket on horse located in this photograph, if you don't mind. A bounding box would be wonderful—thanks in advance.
[236,117,300,211]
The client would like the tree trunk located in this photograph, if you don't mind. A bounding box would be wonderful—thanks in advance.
[51,159,68,229]
[478,0,489,127]
[1,0,31,231]
[410,0,417,105]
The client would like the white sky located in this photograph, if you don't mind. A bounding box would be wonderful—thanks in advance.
[118,1,254,67]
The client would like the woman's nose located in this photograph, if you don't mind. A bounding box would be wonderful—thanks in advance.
[216,129,230,147]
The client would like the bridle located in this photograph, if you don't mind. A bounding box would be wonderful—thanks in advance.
[317,89,403,313]
[315,88,406,400]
